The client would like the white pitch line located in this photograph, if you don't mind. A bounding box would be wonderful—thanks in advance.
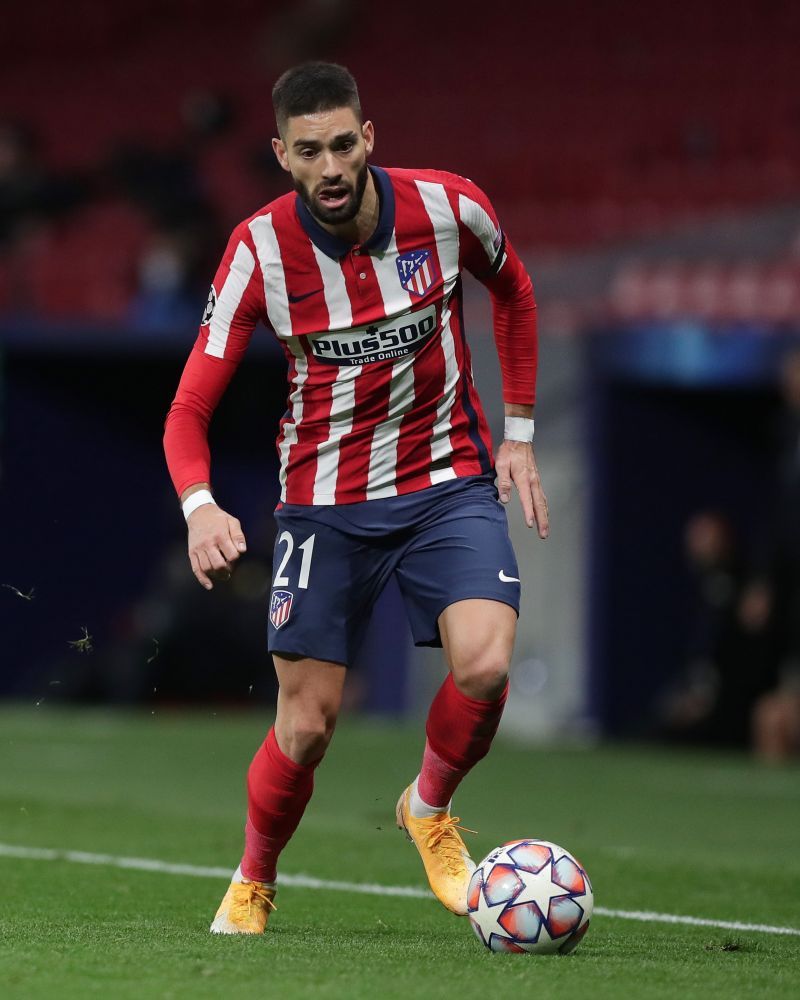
[591,906,800,937]
[0,843,431,899]
[1,842,798,937]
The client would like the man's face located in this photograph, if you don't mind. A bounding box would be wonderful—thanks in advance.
[272,107,374,226]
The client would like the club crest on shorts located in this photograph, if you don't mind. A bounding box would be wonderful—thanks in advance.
[396,249,437,297]
[270,589,293,630]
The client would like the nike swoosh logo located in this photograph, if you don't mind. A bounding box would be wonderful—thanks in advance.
[287,288,323,303]
[498,571,520,583]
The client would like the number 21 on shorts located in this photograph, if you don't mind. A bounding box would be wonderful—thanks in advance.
[273,531,316,590]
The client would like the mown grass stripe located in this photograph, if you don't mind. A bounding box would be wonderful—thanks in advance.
[2,842,798,937]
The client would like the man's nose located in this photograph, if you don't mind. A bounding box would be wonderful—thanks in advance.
[320,150,340,179]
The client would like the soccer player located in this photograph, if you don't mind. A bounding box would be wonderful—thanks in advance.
[163,62,547,934]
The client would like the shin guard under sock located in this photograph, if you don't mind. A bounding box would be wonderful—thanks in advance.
[416,673,508,810]
[241,727,320,883]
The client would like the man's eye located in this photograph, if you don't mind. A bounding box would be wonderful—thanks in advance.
[300,149,317,158]
[338,142,354,153]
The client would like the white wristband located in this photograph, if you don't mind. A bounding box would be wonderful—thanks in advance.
[504,416,535,442]
[182,489,215,520]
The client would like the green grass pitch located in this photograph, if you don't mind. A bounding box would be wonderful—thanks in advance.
[1,707,798,999]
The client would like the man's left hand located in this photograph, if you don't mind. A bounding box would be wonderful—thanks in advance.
[495,440,549,538]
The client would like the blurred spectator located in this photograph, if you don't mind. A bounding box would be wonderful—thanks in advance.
[751,347,800,761]
[109,91,236,329]
[752,679,800,762]
[0,120,87,247]
[658,511,776,746]
[126,230,202,331]
[106,90,233,229]
[181,91,236,146]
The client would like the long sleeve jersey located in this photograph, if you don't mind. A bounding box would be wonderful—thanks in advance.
[164,165,537,505]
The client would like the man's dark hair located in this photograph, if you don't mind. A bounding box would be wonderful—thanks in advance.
[272,62,361,137]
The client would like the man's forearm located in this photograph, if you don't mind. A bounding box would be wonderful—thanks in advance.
[483,240,538,409]
[504,403,533,419]
[164,348,237,499]
[181,482,213,504]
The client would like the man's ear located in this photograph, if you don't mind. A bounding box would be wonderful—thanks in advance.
[362,120,375,157]
[272,137,291,173]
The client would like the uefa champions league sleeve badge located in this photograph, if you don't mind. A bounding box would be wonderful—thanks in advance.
[202,285,217,325]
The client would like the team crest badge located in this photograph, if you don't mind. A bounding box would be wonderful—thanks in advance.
[396,250,437,297]
[270,590,293,630]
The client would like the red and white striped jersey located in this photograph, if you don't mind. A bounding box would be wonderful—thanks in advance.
[165,166,537,505]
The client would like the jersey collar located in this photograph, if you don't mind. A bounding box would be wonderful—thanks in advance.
[295,165,395,259]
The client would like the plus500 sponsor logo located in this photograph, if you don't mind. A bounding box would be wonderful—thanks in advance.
[310,308,437,366]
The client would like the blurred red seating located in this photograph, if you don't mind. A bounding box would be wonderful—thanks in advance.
[1,0,799,311]
[11,203,152,321]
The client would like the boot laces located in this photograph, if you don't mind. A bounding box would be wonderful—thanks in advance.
[423,815,476,876]
[229,882,277,921]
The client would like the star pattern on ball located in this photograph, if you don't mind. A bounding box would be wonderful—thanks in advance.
[513,857,571,917]
[471,884,512,945]
[468,841,594,954]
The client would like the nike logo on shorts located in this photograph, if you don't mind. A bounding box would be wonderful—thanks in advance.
[498,570,520,583]
[287,288,323,303]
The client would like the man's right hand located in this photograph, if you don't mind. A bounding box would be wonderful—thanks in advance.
[186,502,247,590]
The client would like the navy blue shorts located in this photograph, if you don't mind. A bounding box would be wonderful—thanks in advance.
[266,474,520,665]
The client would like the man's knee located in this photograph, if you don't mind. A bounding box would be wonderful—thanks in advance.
[276,702,338,764]
[272,656,345,765]
[440,599,515,700]
[452,651,509,701]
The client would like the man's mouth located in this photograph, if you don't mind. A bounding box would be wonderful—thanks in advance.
[317,186,351,210]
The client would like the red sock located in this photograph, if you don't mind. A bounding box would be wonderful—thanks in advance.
[417,674,508,808]
[241,727,321,883]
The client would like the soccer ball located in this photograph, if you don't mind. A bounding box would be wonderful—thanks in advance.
[467,839,593,954]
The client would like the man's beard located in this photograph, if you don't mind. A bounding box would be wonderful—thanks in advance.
[295,162,369,226]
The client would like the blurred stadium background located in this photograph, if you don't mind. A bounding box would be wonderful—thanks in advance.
[1,0,799,761]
